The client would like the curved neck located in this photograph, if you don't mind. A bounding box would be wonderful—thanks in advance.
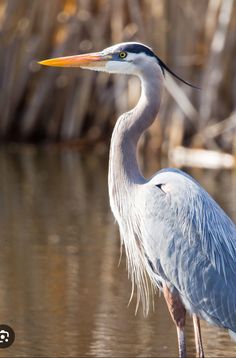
[108,65,163,218]
[109,67,163,188]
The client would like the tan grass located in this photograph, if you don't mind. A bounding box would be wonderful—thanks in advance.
[0,0,235,158]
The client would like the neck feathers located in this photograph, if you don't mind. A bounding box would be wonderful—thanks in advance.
[108,61,163,315]
[109,63,163,194]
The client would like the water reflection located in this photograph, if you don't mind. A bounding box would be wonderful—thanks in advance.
[0,146,235,357]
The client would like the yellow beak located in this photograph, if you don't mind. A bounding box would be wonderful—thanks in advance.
[38,52,111,68]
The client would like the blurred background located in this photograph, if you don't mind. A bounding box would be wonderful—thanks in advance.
[0,0,235,159]
[0,0,236,357]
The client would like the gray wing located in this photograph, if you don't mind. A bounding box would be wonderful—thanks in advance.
[140,168,236,331]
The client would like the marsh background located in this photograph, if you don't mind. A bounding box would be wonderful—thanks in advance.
[0,0,236,357]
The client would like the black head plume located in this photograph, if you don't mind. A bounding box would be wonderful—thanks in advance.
[113,42,200,89]
[156,56,200,89]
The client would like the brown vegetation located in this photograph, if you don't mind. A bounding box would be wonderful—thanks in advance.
[0,0,235,160]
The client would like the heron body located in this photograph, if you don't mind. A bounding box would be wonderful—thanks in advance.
[40,42,236,357]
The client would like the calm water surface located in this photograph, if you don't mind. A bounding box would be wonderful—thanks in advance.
[0,145,235,357]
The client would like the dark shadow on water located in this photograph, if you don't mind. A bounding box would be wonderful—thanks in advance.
[0,145,235,357]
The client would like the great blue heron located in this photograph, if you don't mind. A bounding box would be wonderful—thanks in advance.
[39,42,236,358]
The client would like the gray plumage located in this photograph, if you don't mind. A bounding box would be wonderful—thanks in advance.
[40,41,236,356]
[107,44,236,340]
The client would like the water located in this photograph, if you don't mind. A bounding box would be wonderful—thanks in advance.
[0,145,235,357]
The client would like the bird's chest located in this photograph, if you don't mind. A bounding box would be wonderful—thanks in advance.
[137,186,184,278]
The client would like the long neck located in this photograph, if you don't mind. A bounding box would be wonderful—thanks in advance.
[108,66,163,217]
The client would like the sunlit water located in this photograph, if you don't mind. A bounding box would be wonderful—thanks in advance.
[0,145,235,357]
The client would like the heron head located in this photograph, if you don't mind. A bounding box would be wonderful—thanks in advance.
[39,42,198,88]
[38,42,158,74]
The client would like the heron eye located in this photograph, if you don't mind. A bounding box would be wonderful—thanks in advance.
[119,51,127,59]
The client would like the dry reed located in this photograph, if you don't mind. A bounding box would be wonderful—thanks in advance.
[0,0,235,160]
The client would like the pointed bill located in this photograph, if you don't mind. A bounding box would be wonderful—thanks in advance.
[38,53,111,68]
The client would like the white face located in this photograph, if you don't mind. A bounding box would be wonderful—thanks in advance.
[105,52,143,75]
[80,42,159,75]
[81,50,160,76]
